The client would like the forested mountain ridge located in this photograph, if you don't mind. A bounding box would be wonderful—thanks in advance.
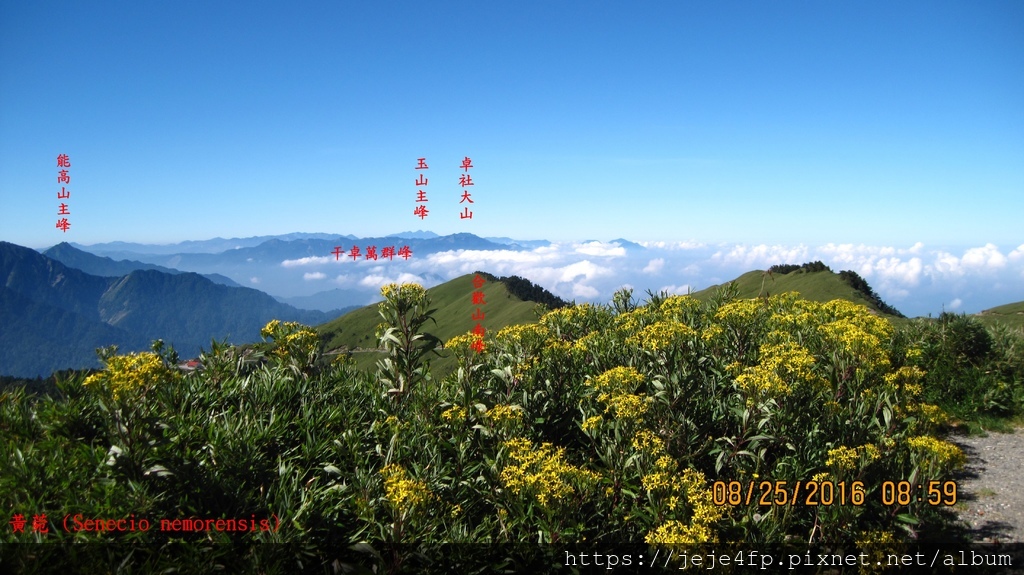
[0,241,339,377]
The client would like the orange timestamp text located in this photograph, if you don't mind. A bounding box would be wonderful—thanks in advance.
[711,480,959,507]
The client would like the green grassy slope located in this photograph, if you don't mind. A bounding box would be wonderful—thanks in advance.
[975,301,1024,330]
[690,270,904,318]
[316,273,542,373]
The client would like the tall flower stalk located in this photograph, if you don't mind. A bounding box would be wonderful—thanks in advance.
[375,283,441,402]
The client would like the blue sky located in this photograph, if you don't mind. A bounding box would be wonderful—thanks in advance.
[2,1,1021,250]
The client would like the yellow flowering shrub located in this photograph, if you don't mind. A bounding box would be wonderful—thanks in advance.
[380,464,434,515]
[500,438,600,508]
[485,404,523,426]
[612,306,659,338]
[445,332,481,355]
[380,282,427,304]
[539,303,608,340]
[631,429,666,453]
[657,295,702,322]
[714,299,764,326]
[260,319,319,361]
[642,463,725,547]
[626,321,696,351]
[581,415,603,432]
[83,351,174,399]
[441,405,467,422]
[493,323,548,353]
[588,366,651,420]
[826,444,880,472]
[600,393,651,420]
[907,436,966,470]
[734,341,820,398]
[884,366,926,398]
[590,366,645,395]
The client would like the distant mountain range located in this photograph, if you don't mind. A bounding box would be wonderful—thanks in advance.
[43,242,241,287]
[69,232,352,255]
[64,232,553,311]
[0,241,342,377]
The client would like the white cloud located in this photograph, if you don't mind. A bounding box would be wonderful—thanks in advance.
[558,260,612,282]
[574,241,627,257]
[572,283,600,298]
[642,258,665,274]
[658,284,692,295]
[638,240,706,250]
[249,277,260,284]
[281,255,331,267]
[711,244,810,268]
[426,248,558,266]
[928,245,1009,279]
[357,272,425,289]
[931,251,963,277]
[1009,244,1024,261]
[869,257,923,287]
[961,243,1007,270]
[303,272,326,281]
[949,298,962,310]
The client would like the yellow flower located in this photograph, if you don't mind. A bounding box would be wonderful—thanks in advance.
[643,467,725,547]
[493,323,549,352]
[627,321,696,351]
[601,393,650,420]
[83,351,174,399]
[734,340,822,398]
[380,464,434,514]
[826,445,860,471]
[907,436,966,470]
[701,324,724,343]
[590,366,645,395]
[485,404,523,426]
[500,438,600,508]
[631,429,665,453]
[658,295,702,321]
[581,415,603,432]
[714,299,763,325]
[445,332,481,356]
[441,405,467,422]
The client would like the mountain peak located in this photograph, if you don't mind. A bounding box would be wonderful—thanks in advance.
[387,230,439,239]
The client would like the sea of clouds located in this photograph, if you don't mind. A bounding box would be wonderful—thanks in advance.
[278,240,1024,318]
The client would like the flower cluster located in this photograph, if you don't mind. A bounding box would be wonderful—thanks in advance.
[884,366,926,398]
[494,323,548,351]
[260,319,319,360]
[589,366,651,420]
[627,321,696,352]
[500,438,599,508]
[631,429,666,453]
[484,404,523,426]
[642,463,725,547]
[907,436,966,470]
[826,444,880,472]
[380,283,427,303]
[83,351,173,399]
[657,295,703,322]
[539,303,608,341]
[380,463,434,515]
[441,405,467,422]
[734,341,819,397]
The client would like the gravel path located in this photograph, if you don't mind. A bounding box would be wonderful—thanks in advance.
[950,427,1024,543]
